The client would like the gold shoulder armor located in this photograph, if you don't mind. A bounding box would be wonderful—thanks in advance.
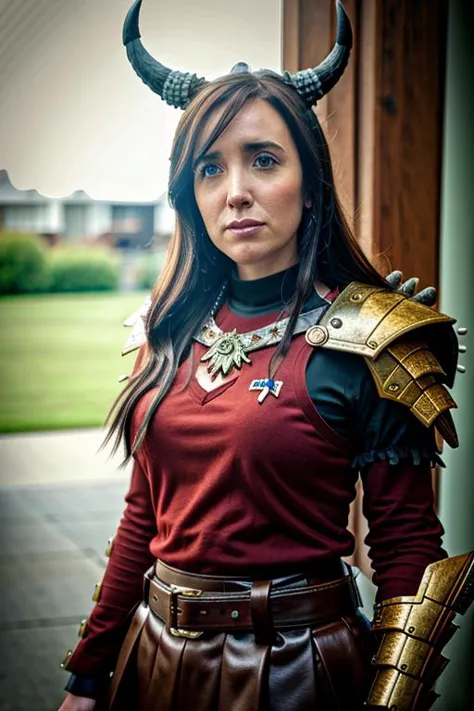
[306,282,459,448]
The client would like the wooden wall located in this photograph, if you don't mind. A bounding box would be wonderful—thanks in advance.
[282,0,448,576]
[283,0,447,285]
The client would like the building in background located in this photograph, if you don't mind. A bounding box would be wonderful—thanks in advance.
[0,169,174,250]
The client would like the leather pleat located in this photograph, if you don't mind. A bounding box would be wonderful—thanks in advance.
[106,603,149,711]
[311,613,374,711]
[268,627,317,711]
[176,632,226,711]
[106,604,374,710]
[144,627,186,711]
[218,632,270,711]
[136,606,164,690]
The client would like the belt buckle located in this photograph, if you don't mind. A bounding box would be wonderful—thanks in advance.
[169,584,204,639]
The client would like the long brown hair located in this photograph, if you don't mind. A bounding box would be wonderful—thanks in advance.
[105,71,388,460]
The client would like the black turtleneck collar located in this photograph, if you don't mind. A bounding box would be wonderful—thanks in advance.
[227,264,325,316]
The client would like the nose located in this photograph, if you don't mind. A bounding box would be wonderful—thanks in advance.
[226,169,253,209]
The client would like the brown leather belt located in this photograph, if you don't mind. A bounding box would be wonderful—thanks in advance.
[144,560,361,639]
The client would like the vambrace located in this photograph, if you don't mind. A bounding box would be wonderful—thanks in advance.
[366,551,474,710]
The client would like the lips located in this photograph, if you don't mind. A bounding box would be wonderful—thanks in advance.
[227,219,264,229]
[226,219,265,237]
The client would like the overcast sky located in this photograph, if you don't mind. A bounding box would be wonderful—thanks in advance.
[0,0,281,201]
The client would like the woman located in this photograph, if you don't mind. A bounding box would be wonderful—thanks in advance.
[58,2,473,710]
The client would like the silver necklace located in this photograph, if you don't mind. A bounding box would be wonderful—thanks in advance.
[194,282,328,378]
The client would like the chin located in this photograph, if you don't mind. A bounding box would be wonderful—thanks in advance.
[228,244,271,264]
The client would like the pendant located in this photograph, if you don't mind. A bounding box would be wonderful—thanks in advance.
[249,378,283,403]
[200,329,251,378]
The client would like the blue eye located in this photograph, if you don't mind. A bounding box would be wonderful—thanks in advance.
[254,153,277,169]
[200,163,221,178]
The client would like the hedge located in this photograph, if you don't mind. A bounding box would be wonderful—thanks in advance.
[48,247,120,292]
[0,232,51,294]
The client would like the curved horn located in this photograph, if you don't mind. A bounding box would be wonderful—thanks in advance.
[286,1,353,107]
[122,0,207,109]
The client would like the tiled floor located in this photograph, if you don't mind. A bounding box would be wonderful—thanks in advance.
[0,431,128,711]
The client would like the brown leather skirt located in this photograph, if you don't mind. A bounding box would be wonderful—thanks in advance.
[104,560,376,711]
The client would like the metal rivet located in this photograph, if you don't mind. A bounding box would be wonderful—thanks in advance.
[457,327,468,335]
[401,664,407,671]
[305,325,329,347]
[457,365,466,373]
[330,317,343,329]
[368,340,378,349]
[351,293,362,301]
[408,626,415,633]
[388,383,400,392]
[459,345,467,353]
[152,594,158,602]
[231,610,239,619]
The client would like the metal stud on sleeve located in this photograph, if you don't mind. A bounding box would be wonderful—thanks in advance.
[60,650,73,670]
[78,619,88,638]
[92,581,103,603]
[105,536,115,558]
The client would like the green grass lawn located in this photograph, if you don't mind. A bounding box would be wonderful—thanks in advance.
[0,291,150,432]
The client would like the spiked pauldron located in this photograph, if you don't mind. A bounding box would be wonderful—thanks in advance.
[304,282,460,448]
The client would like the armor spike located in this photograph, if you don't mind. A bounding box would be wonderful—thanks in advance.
[123,0,207,108]
[287,1,353,107]
[385,270,403,288]
[399,277,419,296]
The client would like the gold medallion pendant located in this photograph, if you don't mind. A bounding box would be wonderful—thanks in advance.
[200,329,251,378]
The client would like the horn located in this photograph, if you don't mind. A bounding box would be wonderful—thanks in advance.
[122,0,207,109]
[286,1,353,107]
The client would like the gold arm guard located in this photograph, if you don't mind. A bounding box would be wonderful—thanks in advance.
[366,551,474,710]
[317,282,459,448]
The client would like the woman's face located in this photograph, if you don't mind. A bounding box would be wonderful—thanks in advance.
[193,99,306,281]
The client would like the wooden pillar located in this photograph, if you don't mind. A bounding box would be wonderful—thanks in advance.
[282,0,448,577]
[372,0,448,289]
[282,0,447,285]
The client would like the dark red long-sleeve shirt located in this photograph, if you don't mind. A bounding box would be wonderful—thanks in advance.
[65,267,446,686]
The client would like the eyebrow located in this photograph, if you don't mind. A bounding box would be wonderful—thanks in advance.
[193,140,286,169]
